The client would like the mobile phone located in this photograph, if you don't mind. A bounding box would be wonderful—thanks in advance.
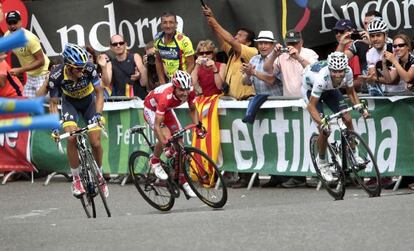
[200,0,206,7]
[240,57,246,63]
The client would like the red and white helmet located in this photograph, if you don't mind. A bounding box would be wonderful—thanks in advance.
[172,70,192,90]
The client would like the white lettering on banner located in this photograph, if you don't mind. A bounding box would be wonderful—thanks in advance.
[377,117,398,172]
[271,108,289,172]
[320,0,414,33]
[252,119,268,171]
[57,24,85,51]
[0,132,18,148]
[30,15,58,56]
[232,119,253,170]
[117,125,123,145]
[302,110,316,173]
[33,2,186,55]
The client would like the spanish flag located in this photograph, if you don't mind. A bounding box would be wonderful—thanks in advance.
[191,94,222,186]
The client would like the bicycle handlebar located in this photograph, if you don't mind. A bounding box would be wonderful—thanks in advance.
[55,122,105,154]
[323,102,366,124]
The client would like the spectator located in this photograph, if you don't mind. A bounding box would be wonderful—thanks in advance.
[260,29,318,188]
[154,12,195,84]
[365,18,394,95]
[191,40,226,96]
[98,34,148,99]
[382,34,414,93]
[202,5,257,100]
[333,19,363,91]
[0,53,24,97]
[4,10,50,98]
[143,41,160,91]
[0,2,3,23]
[241,31,282,124]
[337,11,383,93]
[264,29,318,97]
[202,5,258,188]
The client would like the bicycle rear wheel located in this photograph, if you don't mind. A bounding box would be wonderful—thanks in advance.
[310,133,346,200]
[86,153,111,217]
[344,131,381,197]
[181,146,227,208]
[129,151,175,211]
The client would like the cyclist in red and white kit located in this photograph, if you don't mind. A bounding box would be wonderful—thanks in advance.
[143,70,206,197]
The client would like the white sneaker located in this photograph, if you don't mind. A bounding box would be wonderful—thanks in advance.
[355,156,365,165]
[317,158,336,182]
[150,162,168,180]
[182,182,197,198]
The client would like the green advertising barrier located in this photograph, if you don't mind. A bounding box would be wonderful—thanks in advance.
[31,97,414,176]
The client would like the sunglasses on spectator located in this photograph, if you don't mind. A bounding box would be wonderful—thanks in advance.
[392,43,407,48]
[7,20,18,25]
[286,42,299,46]
[198,51,213,56]
[111,41,126,47]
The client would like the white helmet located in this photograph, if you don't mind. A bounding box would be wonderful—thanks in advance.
[367,18,388,34]
[172,70,192,90]
[327,52,348,71]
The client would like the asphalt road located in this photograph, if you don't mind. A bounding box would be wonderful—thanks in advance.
[1,177,414,251]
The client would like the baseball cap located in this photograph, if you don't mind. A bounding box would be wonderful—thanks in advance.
[284,29,302,43]
[6,11,21,24]
[333,19,355,31]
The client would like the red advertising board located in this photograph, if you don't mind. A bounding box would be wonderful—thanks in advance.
[0,114,35,172]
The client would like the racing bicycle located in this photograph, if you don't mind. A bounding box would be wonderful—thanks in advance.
[309,103,381,200]
[55,122,111,218]
[128,124,227,211]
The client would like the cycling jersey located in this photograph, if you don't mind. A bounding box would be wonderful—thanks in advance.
[48,62,100,99]
[302,61,353,101]
[154,31,194,78]
[144,83,196,115]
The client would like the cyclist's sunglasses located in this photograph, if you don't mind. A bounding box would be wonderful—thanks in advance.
[111,41,126,47]
[6,20,19,25]
[68,64,85,71]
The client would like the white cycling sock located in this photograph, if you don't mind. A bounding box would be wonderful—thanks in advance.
[71,166,80,179]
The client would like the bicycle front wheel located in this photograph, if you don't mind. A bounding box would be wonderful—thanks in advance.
[345,131,381,197]
[310,133,346,200]
[181,147,227,208]
[129,151,175,211]
[87,153,111,217]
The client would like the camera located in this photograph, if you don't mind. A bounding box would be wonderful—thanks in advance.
[350,31,362,40]
[280,47,289,53]
[147,53,156,66]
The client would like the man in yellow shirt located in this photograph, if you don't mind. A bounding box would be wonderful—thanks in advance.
[154,12,195,84]
[202,6,257,100]
[4,11,49,98]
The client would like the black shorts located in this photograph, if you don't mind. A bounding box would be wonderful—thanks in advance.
[307,89,348,116]
[61,94,96,128]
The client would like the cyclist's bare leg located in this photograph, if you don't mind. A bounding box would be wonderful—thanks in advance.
[64,125,80,169]
[153,126,172,158]
[343,112,354,131]
[317,128,328,159]
[88,129,102,168]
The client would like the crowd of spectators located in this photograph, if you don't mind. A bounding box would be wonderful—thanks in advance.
[2,3,414,189]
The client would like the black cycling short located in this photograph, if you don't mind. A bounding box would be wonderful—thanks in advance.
[61,94,96,128]
[307,89,348,116]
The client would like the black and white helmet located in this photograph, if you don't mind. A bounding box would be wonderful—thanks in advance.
[367,18,388,34]
[327,52,348,71]
[172,70,192,90]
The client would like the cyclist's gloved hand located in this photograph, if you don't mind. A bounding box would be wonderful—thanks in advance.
[196,122,207,139]
[51,128,60,141]
[320,117,331,136]
[94,113,106,125]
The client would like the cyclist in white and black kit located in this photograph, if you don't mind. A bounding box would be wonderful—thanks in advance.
[302,52,369,181]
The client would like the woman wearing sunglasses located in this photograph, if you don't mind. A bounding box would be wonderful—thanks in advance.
[191,40,226,97]
[382,34,414,93]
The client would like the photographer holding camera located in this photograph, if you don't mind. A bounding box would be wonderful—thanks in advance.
[143,41,160,91]
[191,40,226,96]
